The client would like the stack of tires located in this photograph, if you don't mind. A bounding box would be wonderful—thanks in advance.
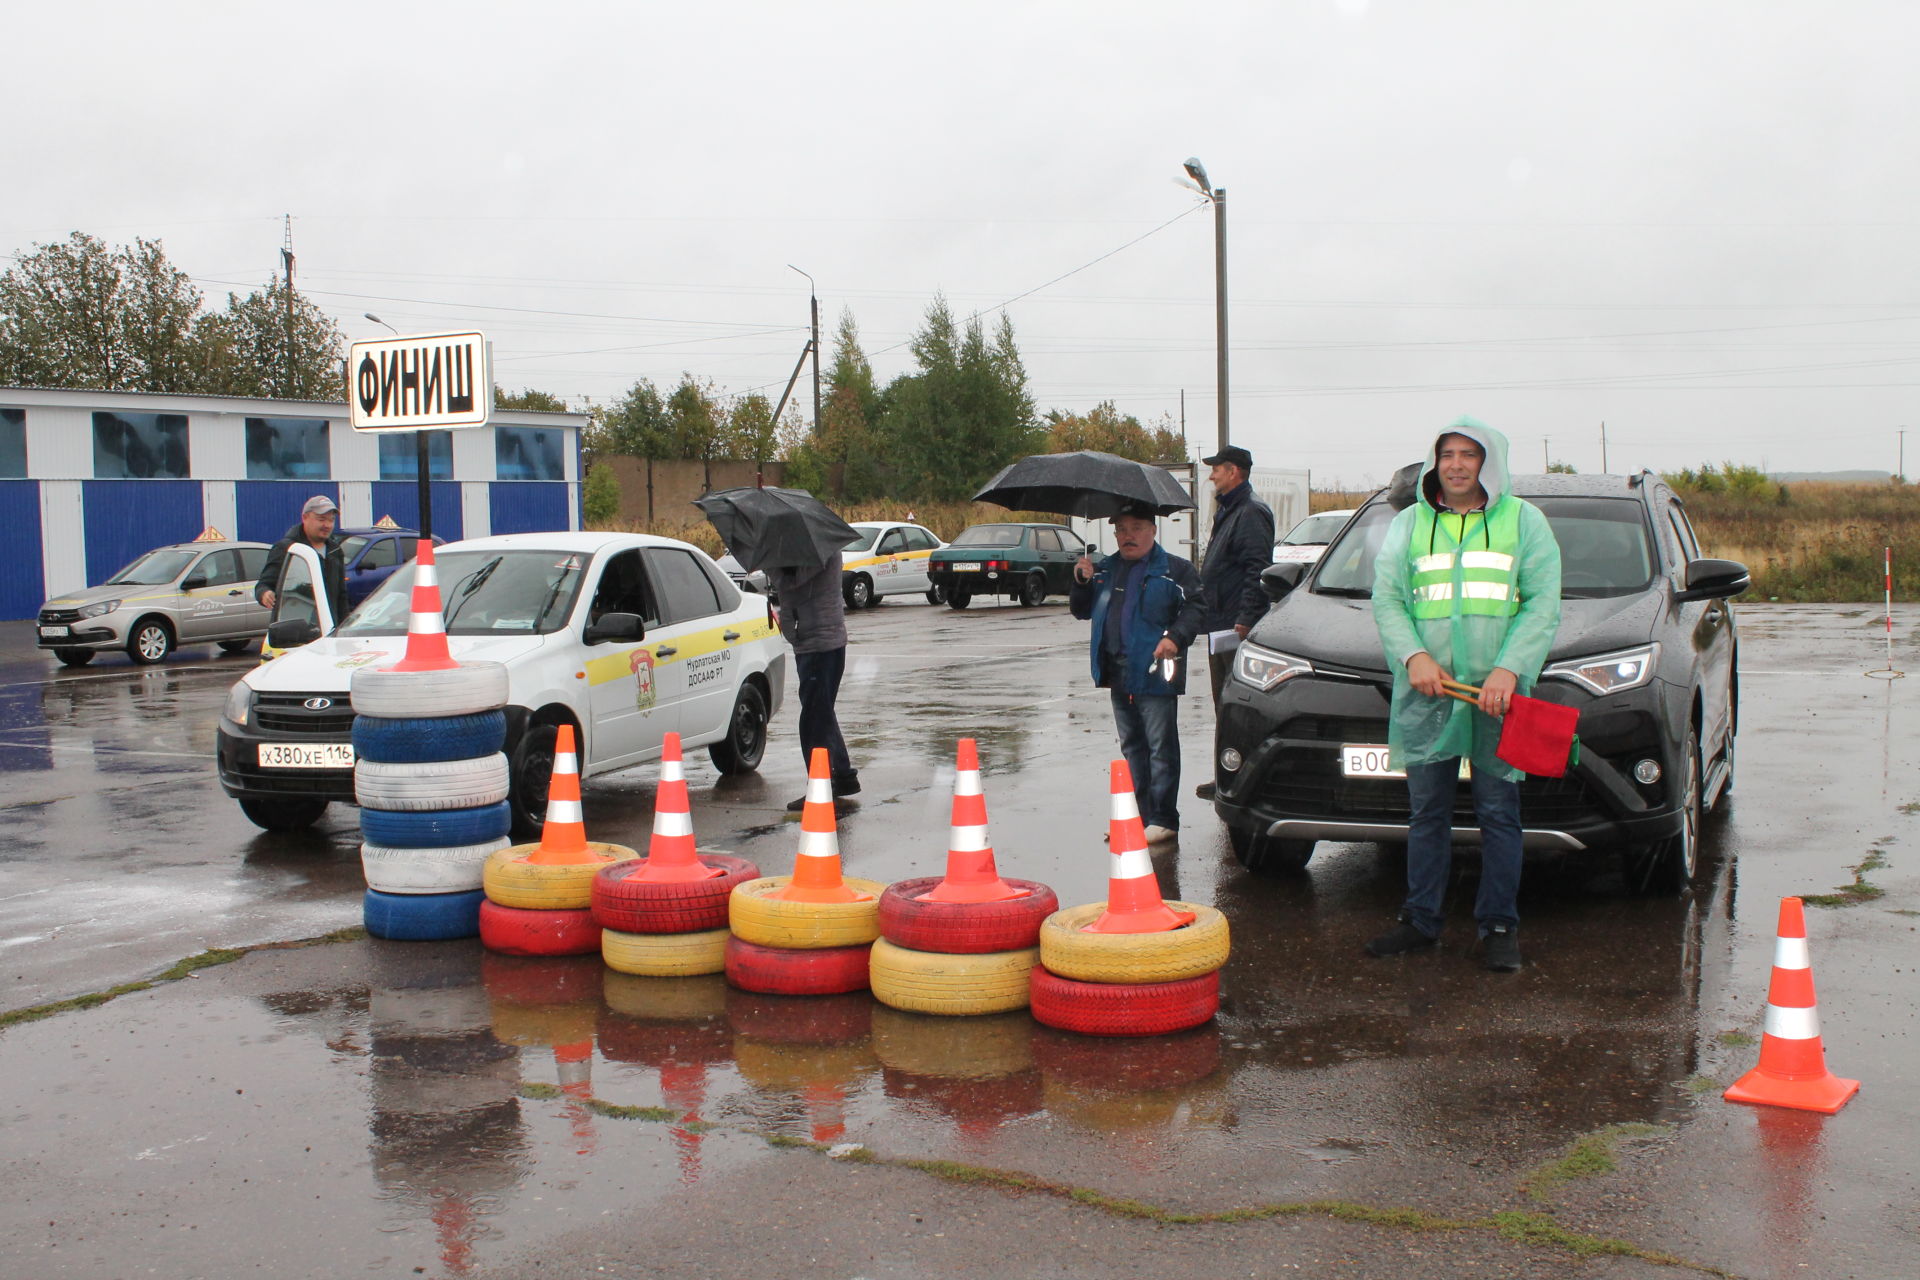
[1029,761,1230,1036]
[591,733,760,978]
[869,739,1057,1017]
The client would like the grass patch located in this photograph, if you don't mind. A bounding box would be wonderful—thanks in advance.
[1803,846,1890,908]
[1717,1030,1757,1048]
[1521,1123,1669,1201]
[585,1100,679,1122]
[1685,1075,1721,1094]
[1898,801,1920,815]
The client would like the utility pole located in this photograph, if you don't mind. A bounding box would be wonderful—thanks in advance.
[1542,438,1550,471]
[788,266,821,437]
[1600,420,1609,473]
[281,215,296,399]
[1899,427,1907,481]
[1182,159,1230,453]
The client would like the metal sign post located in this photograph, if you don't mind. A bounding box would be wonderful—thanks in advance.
[346,331,493,541]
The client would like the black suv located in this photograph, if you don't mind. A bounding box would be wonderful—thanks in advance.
[1211,472,1748,893]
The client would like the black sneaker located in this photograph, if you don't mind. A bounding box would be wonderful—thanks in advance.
[831,770,861,798]
[786,794,857,814]
[785,795,808,812]
[1365,921,1437,957]
[1481,925,1523,972]
[1194,780,1218,800]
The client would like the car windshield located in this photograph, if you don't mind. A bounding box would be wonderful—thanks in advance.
[1282,512,1350,545]
[951,525,1023,548]
[106,549,197,585]
[338,549,587,636]
[842,528,880,553]
[1313,496,1654,600]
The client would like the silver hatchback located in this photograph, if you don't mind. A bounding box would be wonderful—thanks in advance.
[38,539,274,666]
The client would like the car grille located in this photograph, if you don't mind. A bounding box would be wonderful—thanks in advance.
[254,692,356,737]
[39,608,83,625]
[1253,745,1603,826]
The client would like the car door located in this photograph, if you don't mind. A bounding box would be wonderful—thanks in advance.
[583,548,679,769]
[1668,498,1735,770]
[196,548,260,637]
[873,527,909,595]
[348,535,401,606]
[643,546,736,740]
[178,549,241,642]
[897,526,938,593]
[1032,527,1075,593]
[234,547,270,633]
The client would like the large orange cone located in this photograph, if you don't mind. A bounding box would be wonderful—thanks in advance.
[1724,897,1859,1114]
[384,538,459,672]
[630,733,723,882]
[526,726,601,865]
[774,748,871,903]
[917,739,1027,903]
[1083,760,1195,934]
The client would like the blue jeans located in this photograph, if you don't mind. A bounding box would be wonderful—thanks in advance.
[1402,758,1522,938]
[1111,691,1180,830]
[793,647,851,776]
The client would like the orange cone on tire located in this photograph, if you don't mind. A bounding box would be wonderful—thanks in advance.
[527,726,597,865]
[918,738,1026,903]
[1724,897,1859,1114]
[1083,760,1195,934]
[774,748,871,904]
[385,539,459,673]
[630,733,723,882]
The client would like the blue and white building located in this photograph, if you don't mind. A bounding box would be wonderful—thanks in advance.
[0,386,586,620]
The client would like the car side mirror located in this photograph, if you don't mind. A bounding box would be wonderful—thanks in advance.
[1260,561,1306,602]
[180,575,207,591]
[584,611,646,645]
[1674,557,1750,603]
[267,619,321,649]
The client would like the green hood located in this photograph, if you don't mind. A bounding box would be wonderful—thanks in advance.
[1419,415,1511,511]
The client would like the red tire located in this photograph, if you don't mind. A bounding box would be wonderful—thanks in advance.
[1027,966,1220,1037]
[724,936,871,996]
[876,877,1059,953]
[591,853,761,933]
[479,901,602,956]
[1029,1023,1222,1090]
[724,989,873,1044]
[480,952,606,1006]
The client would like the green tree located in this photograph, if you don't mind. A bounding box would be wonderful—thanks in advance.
[665,373,726,488]
[1043,401,1184,461]
[728,391,779,465]
[875,296,1039,502]
[599,379,671,457]
[202,275,346,399]
[813,309,886,500]
[495,385,569,411]
[583,462,621,525]
[1546,460,1578,474]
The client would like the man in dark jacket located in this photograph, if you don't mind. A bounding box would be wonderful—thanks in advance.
[1070,503,1207,845]
[1195,444,1275,799]
[255,495,348,622]
[767,551,859,812]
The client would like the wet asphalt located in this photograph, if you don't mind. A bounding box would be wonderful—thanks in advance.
[0,601,1915,1279]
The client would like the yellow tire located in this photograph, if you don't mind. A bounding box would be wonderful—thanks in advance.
[1036,902,1230,984]
[600,926,729,977]
[728,876,885,949]
[482,842,633,910]
[867,938,1039,1016]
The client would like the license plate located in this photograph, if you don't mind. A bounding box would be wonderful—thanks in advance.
[39,625,69,638]
[258,742,355,769]
[950,562,981,572]
[1340,745,1468,779]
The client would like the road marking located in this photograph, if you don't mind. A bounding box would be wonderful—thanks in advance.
[0,734,206,762]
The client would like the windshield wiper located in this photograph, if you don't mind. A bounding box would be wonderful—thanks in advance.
[442,557,503,628]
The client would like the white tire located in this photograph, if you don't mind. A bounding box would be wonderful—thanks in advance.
[361,837,511,893]
[350,662,509,717]
[356,754,510,811]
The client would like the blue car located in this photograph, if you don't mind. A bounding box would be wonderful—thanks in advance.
[338,527,445,607]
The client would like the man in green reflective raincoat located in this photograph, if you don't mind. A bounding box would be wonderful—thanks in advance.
[1367,418,1561,971]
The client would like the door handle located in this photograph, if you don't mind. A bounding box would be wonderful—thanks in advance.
[227,589,244,595]
[654,645,678,657]
[722,630,740,642]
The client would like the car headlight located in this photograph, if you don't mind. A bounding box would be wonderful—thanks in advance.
[1542,644,1658,696]
[1234,642,1313,692]
[223,682,255,727]
[78,599,121,619]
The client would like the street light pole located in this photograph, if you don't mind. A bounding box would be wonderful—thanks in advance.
[789,265,821,439]
[1184,158,1230,454]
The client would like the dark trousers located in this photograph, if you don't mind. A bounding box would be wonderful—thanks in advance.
[1111,690,1180,830]
[1402,759,1523,938]
[793,647,852,777]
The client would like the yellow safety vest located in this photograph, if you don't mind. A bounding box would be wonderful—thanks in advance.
[1408,501,1522,620]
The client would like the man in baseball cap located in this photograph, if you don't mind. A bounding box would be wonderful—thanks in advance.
[1193,443,1274,799]
[255,494,347,620]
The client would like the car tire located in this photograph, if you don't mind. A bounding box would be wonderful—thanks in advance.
[53,647,94,667]
[590,853,761,933]
[362,836,510,894]
[1018,571,1046,607]
[946,587,972,610]
[1226,825,1316,876]
[361,800,512,848]
[126,617,173,665]
[727,876,886,949]
[602,926,731,978]
[478,901,602,957]
[1037,902,1230,985]
[845,575,873,610]
[349,662,509,718]
[924,583,948,605]
[868,938,1039,1015]
[217,638,255,655]
[1028,967,1220,1037]
[362,887,484,941]
[238,797,329,831]
[353,710,508,764]
[483,842,630,910]
[355,753,511,811]
[1629,730,1701,896]
[507,720,569,839]
[876,877,1059,953]
[708,682,768,776]
[724,936,872,996]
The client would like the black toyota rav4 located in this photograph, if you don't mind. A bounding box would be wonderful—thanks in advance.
[1210,471,1748,893]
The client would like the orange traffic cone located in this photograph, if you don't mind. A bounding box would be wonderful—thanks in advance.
[630,733,723,882]
[1083,760,1195,934]
[774,748,871,903]
[1724,897,1859,1114]
[384,539,459,672]
[917,739,1027,903]
[526,726,600,865]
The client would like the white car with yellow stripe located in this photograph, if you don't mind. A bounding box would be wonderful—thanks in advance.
[840,521,948,609]
[216,531,787,836]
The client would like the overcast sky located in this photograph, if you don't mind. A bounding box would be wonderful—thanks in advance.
[7,0,1918,484]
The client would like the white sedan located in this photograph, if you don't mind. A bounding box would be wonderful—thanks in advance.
[840,521,948,608]
[1272,509,1355,564]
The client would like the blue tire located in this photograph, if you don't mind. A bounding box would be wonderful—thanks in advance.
[363,888,485,940]
[352,711,507,764]
[361,800,512,848]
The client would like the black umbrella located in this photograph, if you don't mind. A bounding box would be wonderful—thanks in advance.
[692,486,860,574]
[972,451,1195,518]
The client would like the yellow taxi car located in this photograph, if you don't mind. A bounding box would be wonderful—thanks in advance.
[840,520,948,608]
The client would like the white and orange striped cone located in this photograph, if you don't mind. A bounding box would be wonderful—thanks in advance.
[527,726,602,866]
[1724,897,1859,1114]
[630,733,723,882]
[917,738,1027,903]
[1083,760,1196,934]
[774,748,871,903]
[384,538,459,672]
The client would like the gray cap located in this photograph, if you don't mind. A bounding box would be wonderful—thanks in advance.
[302,495,338,516]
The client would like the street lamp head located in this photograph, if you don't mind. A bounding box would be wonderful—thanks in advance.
[1183,157,1212,195]
[364,313,398,335]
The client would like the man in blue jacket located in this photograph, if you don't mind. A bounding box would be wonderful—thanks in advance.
[1070,502,1208,845]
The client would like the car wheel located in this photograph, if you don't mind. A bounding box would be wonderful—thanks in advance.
[1018,571,1047,607]
[1226,824,1315,875]
[708,681,769,775]
[947,587,972,610]
[127,617,173,665]
[924,582,948,605]
[53,647,94,667]
[508,721,563,840]
[238,797,329,831]
[1629,730,1701,896]
[217,638,255,654]
[845,574,873,610]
